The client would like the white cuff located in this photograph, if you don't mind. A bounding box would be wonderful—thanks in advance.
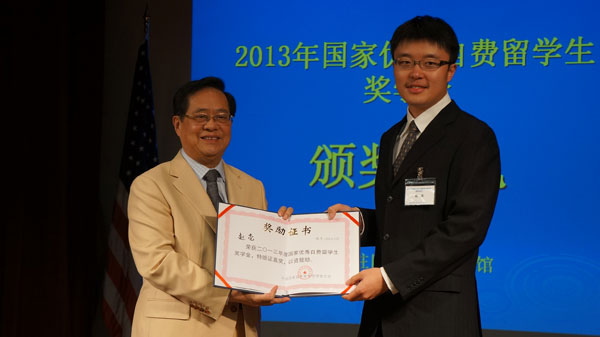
[380,267,398,294]
[357,209,365,235]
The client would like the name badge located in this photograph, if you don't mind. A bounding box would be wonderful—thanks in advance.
[405,167,435,206]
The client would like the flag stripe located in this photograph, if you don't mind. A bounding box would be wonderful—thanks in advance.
[108,213,142,295]
[112,201,130,251]
[102,298,123,337]
[106,248,138,320]
[103,274,133,337]
[115,181,129,216]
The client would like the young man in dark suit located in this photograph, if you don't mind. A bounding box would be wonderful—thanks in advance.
[327,15,501,337]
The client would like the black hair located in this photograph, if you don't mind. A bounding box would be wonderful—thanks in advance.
[172,76,236,117]
[390,15,459,64]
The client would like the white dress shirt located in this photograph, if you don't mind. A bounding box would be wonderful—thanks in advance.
[181,149,229,203]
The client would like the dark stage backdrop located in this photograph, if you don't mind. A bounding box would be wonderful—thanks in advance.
[2,1,105,337]
[191,1,600,337]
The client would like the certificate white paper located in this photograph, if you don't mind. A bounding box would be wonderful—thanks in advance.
[214,203,360,297]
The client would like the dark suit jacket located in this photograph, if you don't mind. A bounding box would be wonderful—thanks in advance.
[359,101,501,337]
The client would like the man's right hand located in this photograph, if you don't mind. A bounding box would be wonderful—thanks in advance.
[229,286,290,307]
[326,204,359,220]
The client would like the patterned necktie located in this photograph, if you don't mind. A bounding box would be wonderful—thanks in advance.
[393,121,420,176]
[203,169,223,211]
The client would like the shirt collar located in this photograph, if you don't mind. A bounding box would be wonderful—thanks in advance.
[180,149,226,182]
[406,93,451,133]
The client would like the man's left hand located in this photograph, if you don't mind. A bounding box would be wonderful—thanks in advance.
[342,268,388,301]
[277,206,294,220]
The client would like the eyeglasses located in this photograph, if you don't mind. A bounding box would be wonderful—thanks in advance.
[183,113,233,125]
[394,57,452,71]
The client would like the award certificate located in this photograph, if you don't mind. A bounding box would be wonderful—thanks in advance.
[214,203,359,297]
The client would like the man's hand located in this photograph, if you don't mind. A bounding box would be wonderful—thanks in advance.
[342,268,388,301]
[277,206,294,220]
[229,286,291,307]
[326,203,360,220]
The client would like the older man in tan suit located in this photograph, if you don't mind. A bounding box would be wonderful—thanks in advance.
[128,77,291,337]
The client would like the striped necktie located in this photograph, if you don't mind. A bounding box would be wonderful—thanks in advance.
[203,169,223,211]
[393,121,420,176]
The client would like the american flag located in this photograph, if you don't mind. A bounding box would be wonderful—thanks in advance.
[102,38,158,337]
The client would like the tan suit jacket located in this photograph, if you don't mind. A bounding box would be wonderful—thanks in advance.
[128,152,267,337]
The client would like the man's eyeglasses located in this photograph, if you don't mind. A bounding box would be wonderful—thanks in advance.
[184,113,233,125]
[394,57,452,71]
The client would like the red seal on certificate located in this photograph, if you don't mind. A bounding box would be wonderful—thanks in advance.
[297,265,313,280]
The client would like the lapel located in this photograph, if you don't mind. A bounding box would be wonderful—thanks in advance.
[169,152,218,232]
[392,101,460,186]
[223,162,243,205]
[382,117,407,188]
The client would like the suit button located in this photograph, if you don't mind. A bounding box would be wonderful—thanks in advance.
[386,195,393,202]
[383,233,390,240]
[230,304,238,312]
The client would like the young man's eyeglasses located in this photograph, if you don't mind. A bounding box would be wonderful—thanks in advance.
[394,57,452,71]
